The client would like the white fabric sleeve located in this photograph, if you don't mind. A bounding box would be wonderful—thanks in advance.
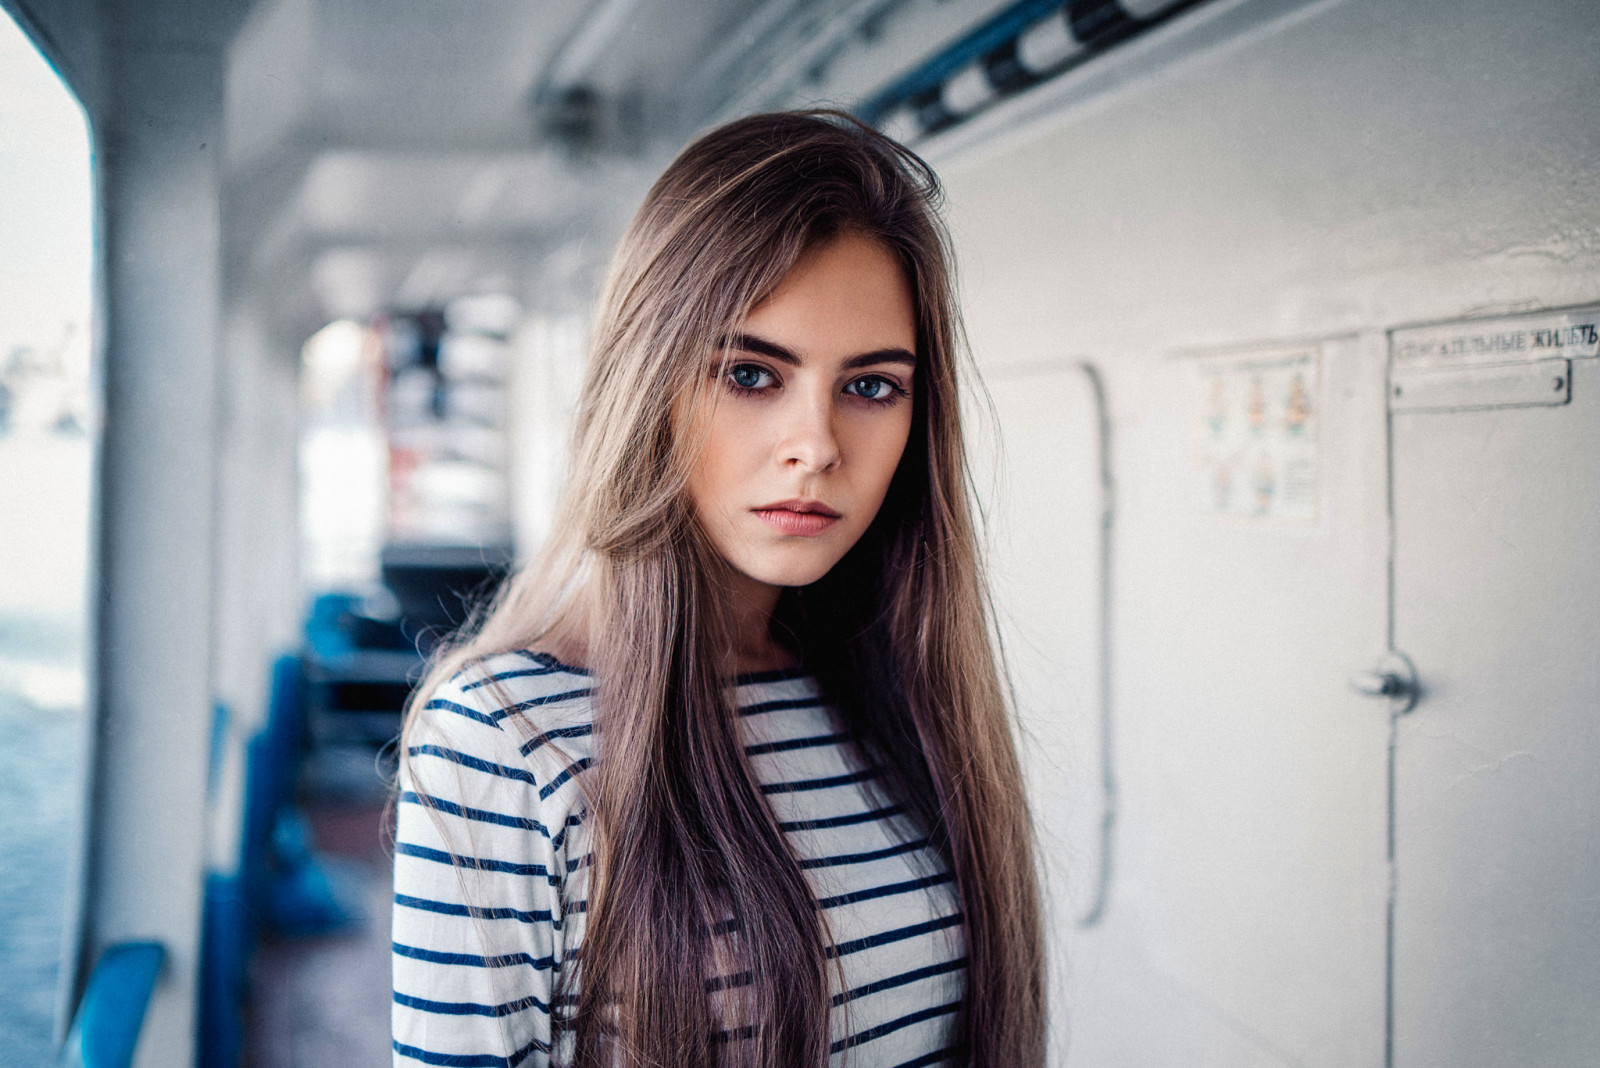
[391,681,575,1068]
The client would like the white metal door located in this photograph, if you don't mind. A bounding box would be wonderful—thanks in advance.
[1391,319,1600,1066]
[977,346,1394,1066]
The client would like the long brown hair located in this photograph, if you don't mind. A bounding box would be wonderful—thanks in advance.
[402,109,1044,1066]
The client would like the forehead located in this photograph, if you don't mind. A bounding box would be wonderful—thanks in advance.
[737,233,916,357]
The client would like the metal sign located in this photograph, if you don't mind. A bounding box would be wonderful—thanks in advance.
[1390,358,1571,413]
[1392,305,1600,368]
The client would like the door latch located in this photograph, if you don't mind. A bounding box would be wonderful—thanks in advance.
[1350,650,1421,713]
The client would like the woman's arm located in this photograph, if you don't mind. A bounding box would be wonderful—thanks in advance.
[392,675,572,1067]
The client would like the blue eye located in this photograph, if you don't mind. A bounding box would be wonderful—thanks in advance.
[727,364,774,391]
[847,375,899,402]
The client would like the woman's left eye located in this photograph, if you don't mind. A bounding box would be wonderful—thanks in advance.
[846,375,902,402]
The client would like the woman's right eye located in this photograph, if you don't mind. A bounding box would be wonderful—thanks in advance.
[727,364,776,392]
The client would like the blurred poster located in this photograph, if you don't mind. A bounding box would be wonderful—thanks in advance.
[1192,346,1319,521]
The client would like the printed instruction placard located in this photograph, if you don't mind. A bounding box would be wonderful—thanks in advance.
[1392,305,1600,367]
[1193,346,1319,521]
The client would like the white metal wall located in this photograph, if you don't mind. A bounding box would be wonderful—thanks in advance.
[938,0,1600,1063]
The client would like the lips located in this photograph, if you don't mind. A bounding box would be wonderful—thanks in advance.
[753,498,841,537]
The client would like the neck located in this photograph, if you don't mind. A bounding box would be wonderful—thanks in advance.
[545,573,799,677]
[726,571,797,674]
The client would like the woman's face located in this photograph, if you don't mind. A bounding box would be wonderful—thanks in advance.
[686,231,917,594]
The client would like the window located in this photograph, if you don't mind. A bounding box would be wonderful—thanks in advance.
[0,9,95,1060]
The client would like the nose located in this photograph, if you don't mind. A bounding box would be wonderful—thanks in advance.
[777,390,841,473]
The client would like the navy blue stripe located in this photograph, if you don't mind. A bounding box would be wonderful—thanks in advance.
[733,665,810,684]
[425,698,501,728]
[523,650,592,676]
[779,803,903,832]
[394,989,551,1018]
[830,912,964,958]
[393,893,561,926]
[516,652,806,687]
[539,756,592,800]
[392,1035,548,1067]
[710,1023,756,1045]
[463,659,814,696]
[409,744,539,785]
[889,1045,964,1068]
[504,686,595,713]
[743,731,850,756]
[704,968,753,994]
[831,1001,962,1052]
[400,790,579,843]
[392,941,557,971]
[429,689,594,723]
[706,916,741,937]
[518,645,806,687]
[738,695,823,717]
[819,872,954,910]
[459,666,558,690]
[395,842,558,882]
[761,767,878,795]
[518,722,593,757]
[834,957,968,1006]
[799,837,927,869]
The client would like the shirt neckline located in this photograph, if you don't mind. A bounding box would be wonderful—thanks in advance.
[527,650,813,687]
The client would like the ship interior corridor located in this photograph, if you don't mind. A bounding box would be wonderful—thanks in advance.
[0,0,1597,1066]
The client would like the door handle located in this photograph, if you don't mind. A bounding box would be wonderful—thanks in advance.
[1350,672,1408,697]
[1350,651,1420,713]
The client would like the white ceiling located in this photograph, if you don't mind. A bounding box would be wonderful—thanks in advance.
[219,0,1023,339]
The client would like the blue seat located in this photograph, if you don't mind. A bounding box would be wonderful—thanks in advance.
[60,941,165,1068]
[198,652,370,1065]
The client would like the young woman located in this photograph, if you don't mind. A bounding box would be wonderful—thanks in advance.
[392,110,1044,1068]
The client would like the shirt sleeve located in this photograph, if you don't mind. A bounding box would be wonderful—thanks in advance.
[392,677,574,1068]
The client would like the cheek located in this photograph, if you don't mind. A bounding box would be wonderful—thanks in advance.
[857,410,914,498]
[688,407,761,519]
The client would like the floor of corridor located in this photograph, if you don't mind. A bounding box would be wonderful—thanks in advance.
[245,752,395,1068]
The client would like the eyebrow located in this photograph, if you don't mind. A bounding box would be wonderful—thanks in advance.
[718,331,917,371]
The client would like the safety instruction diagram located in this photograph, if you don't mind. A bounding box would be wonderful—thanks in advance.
[1193,346,1319,521]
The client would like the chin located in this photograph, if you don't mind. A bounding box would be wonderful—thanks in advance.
[740,550,842,590]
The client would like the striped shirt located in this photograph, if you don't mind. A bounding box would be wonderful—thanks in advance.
[392,650,967,1068]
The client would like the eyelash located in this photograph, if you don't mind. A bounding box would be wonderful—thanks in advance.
[721,363,910,408]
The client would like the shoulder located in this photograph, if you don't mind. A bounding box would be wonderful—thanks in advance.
[405,649,598,800]
[437,649,594,723]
